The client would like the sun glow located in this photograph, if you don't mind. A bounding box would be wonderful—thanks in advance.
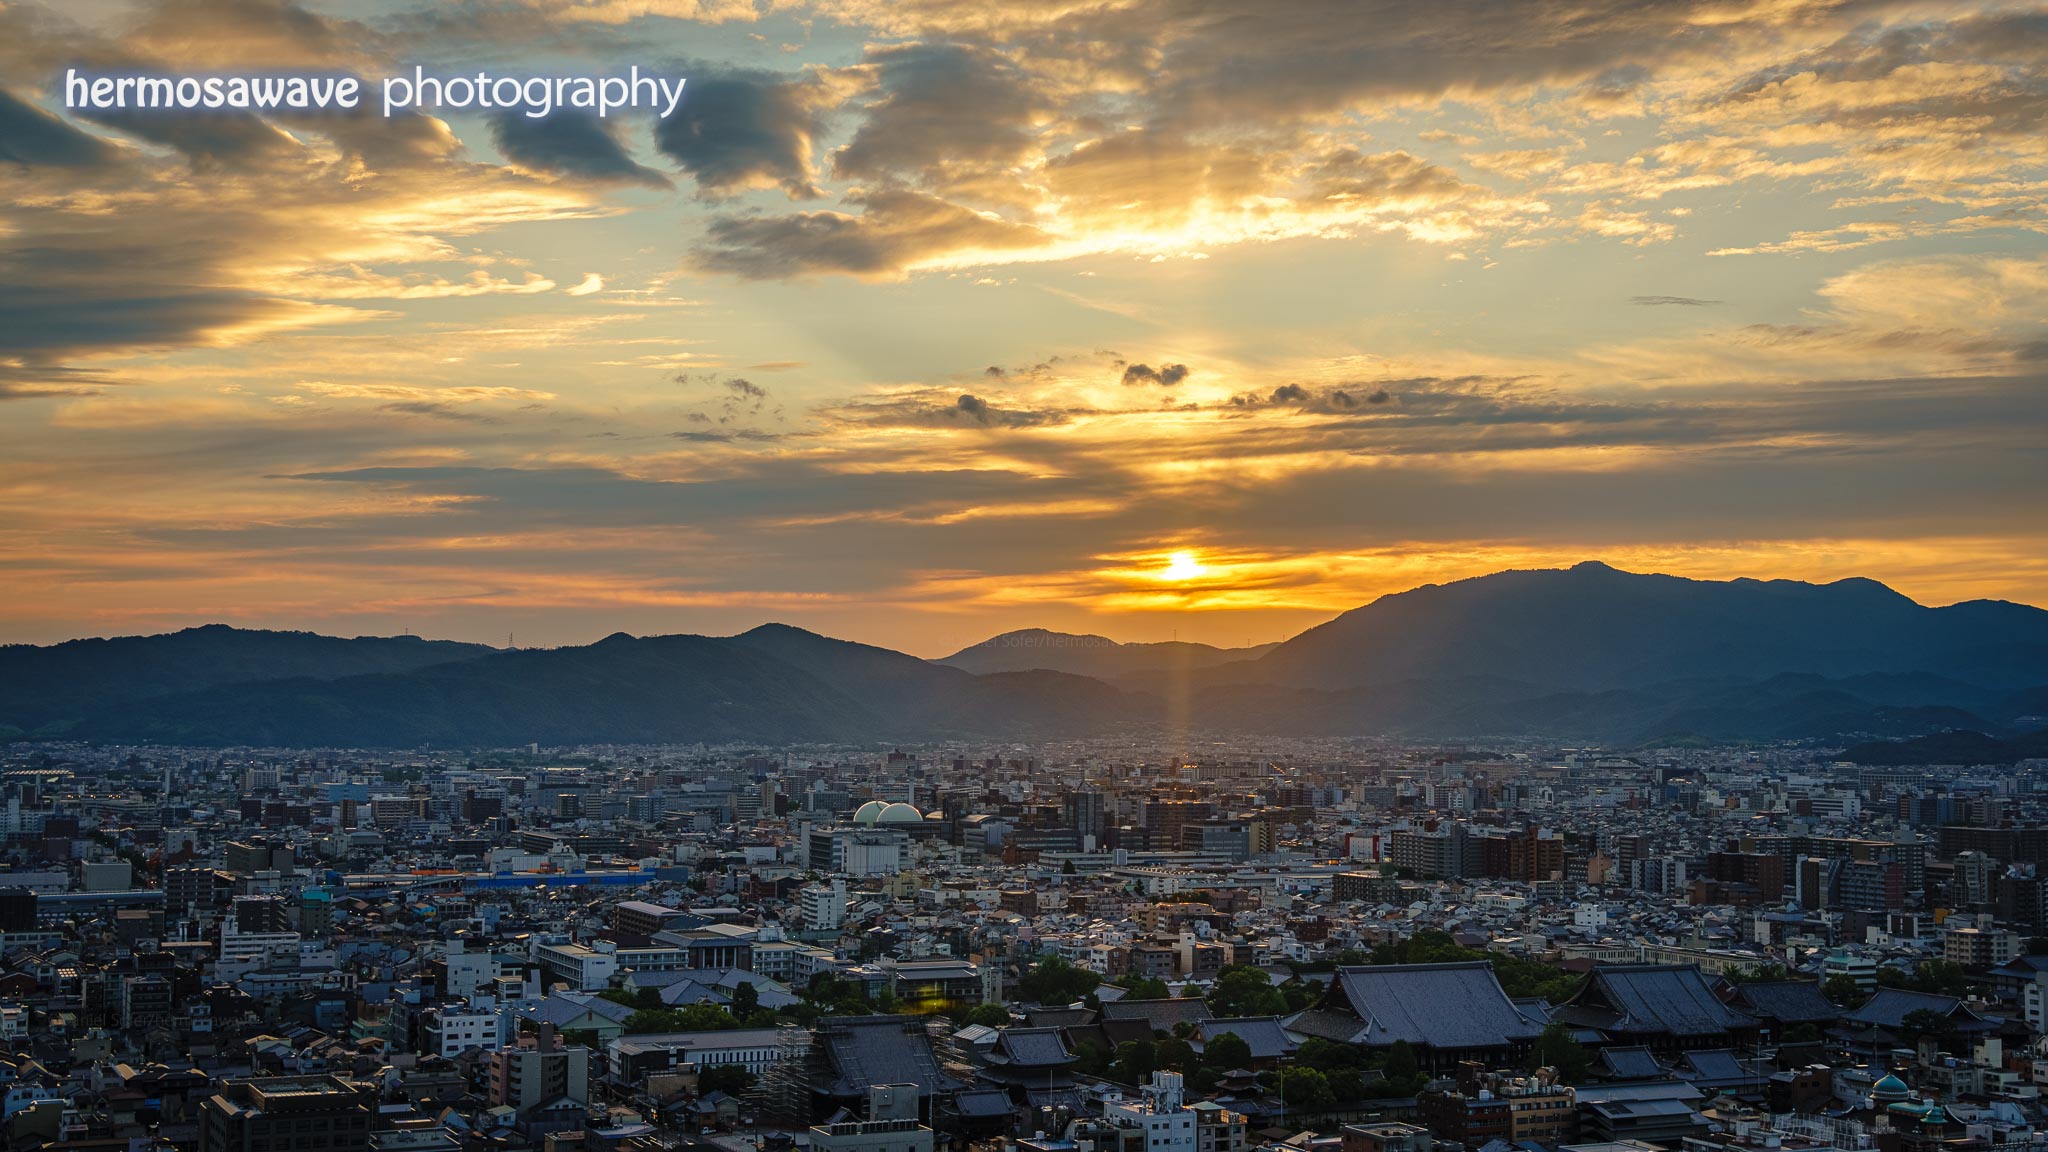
[1161,550,1206,581]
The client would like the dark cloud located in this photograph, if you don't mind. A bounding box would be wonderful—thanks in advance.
[1129,0,1836,127]
[671,429,781,442]
[380,400,494,422]
[1300,147,1472,205]
[0,88,117,168]
[489,110,671,188]
[725,378,767,401]
[0,362,110,401]
[1120,362,1190,386]
[1632,295,1721,306]
[76,105,295,168]
[947,392,1059,428]
[0,281,310,361]
[694,187,1047,279]
[1226,382,1396,414]
[822,389,1083,430]
[653,70,828,199]
[833,42,1043,182]
[118,0,373,70]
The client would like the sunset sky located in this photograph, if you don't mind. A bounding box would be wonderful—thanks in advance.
[3,0,2046,656]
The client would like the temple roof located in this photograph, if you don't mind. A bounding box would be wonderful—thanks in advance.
[1284,962,1543,1050]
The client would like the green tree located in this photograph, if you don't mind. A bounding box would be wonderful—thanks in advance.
[1277,1066,1335,1110]
[1281,982,1317,1012]
[1823,974,1865,1006]
[1726,963,1792,984]
[599,987,663,1010]
[1296,1037,1363,1071]
[1208,966,1288,1018]
[1116,1039,1158,1083]
[625,1002,740,1034]
[1202,1031,1252,1070]
[963,1002,1012,1028]
[1879,960,1971,997]
[1529,1020,1592,1083]
[1017,956,1103,1005]
[1898,1007,1954,1044]
[1115,976,1172,1000]
[1156,1036,1196,1071]
[730,980,759,1018]
[1383,1040,1419,1082]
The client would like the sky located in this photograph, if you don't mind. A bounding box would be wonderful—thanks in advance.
[2,0,2046,657]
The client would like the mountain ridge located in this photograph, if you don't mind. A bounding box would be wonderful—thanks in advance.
[8,563,2047,749]
[937,627,1277,679]
[0,624,494,737]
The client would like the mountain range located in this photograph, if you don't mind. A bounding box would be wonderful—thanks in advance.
[6,562,2046,752]
[937,629,1275,680]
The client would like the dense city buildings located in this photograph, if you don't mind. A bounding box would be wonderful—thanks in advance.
[0,734,2044,1152]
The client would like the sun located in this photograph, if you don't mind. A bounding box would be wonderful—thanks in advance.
[1161,550,1206,581]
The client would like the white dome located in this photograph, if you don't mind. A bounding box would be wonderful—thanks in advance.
[853,801,887,825]
[878,802,925,823]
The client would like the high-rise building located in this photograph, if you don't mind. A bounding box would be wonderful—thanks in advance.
[488,1031,590,1116]
[223,841,294,876]
[234,895,292,935]
[1064,789,1107,849]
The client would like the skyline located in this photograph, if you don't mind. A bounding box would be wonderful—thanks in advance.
[3,0,2047,654]
[7,557,2044,664]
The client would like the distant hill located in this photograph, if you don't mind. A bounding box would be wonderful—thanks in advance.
[937,628,1275,679]
[1241,561,2048,692]
[83,626,1143,747]
[0,625,493,737]
[12,562,2048,749]
[1841,727,2048,766]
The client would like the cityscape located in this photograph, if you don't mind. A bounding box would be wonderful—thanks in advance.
[0,561,2045,1152]
[4,1,2048,1152]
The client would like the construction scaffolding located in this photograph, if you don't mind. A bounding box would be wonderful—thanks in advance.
[763,1022,814,1123]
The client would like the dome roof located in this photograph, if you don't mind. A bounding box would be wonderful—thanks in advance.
[878,802,925,823]
[853,801,887,825]
[1873,1074,1910,1098]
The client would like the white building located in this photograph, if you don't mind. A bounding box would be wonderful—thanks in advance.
[1105,1072,1197,1152]
[442,938,502,998]
[801,880,850,933]
[424,1001,509,1057]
